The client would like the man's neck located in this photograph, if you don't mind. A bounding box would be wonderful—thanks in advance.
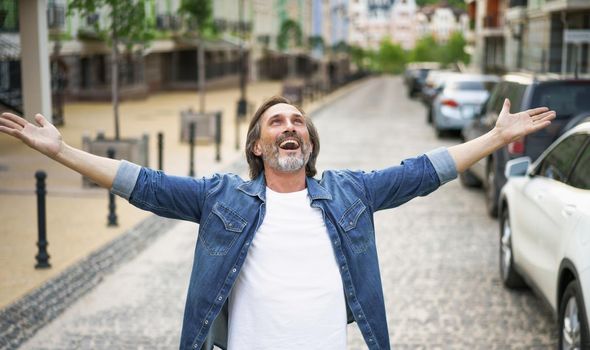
[263,168,306,193]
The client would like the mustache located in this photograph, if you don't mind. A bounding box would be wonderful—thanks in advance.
[275,131,303,147]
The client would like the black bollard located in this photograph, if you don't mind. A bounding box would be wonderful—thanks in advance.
[215,112,222,162]
[189,122,196,177]
[35,171,51,269]
[235,99,247,150]
[157,132,164,171]
[107,148,118,227]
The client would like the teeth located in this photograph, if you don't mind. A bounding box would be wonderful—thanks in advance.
[280,140,299,147]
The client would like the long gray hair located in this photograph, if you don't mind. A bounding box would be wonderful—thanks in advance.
[245,96,320,179]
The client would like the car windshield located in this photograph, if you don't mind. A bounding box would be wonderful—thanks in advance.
[447,81,497,92]
[531,82,590,119]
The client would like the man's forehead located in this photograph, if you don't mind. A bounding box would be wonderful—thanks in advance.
[262,103,303,120]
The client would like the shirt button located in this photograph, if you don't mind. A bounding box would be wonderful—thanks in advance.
[232,268,237,273]
[245,241,250,246]
[193,345,198,349]
[204,320,208,324]
[358,314,363,318]
[369,338,373,342]
[349,291,353,296]
[228,223,233,228]
[217,296,223,301]
[349,221,353,225]
[341,265,347,271]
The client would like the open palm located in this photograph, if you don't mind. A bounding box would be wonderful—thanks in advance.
[495,98,556,143]
[0,113,63,158]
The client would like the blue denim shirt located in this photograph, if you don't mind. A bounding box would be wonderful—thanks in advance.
[111,147,457,350]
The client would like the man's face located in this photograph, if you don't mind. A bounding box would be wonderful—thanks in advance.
[254,103,313,174]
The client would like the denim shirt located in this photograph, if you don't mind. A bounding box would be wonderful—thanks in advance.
[111,147,457,350]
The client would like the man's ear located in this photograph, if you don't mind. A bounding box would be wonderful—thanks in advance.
[253,141,262,156]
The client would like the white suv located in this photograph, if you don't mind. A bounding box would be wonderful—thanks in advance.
[499,122,590,349]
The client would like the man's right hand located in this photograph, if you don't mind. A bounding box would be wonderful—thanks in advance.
[0,112,121,189]
[0,112,63,159]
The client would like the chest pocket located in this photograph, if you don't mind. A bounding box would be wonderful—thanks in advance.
[200,202,247,256]
[337,199,373,254]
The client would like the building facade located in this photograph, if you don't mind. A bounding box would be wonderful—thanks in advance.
[468,0,590,75]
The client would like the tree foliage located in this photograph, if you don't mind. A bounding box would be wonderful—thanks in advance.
[69,0,154,48]
[350,32,470,74]
[378,39,406,74]
[180,0,212,34]
[277,19,302,51]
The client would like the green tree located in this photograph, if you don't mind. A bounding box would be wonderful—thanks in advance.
[180,0,212,113]
[410,34,440,63]
[378,39,407,74]
[277,19,303,77]
[69,0,154,139]
[441,32,470,65]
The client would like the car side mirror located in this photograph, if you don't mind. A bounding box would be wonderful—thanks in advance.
[505,157,531,178]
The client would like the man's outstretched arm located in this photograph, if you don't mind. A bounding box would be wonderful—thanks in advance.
[448,98,556,173]
[0,112,119,189]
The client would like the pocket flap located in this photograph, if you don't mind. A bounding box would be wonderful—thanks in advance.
[338,199,367,232]
[212,202,247,232]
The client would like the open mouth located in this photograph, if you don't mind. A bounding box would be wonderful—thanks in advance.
[279,139,300,150]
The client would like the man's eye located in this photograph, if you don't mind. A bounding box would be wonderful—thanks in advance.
[271,120,281,125]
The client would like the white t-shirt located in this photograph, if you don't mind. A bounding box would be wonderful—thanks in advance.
[227,187,347,350]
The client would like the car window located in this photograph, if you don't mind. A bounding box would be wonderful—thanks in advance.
[447,81,497,92]
[505,82,527,111]
[531,82,590,119]
[537,134,588,183]
[568,141,590,190]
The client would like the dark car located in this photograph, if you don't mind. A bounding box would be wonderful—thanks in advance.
[404,62,440,98]
[461,73,590,217]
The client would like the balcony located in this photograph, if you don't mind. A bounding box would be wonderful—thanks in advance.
[482,12,504,37]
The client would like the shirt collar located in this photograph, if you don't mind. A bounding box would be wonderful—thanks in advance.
[237,174,332,201]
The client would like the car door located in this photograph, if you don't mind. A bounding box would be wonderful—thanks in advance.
[518,134,589,299]
[564,142,590,281]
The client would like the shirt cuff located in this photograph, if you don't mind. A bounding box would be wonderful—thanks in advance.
[425,147,457,185]
[110,160,141,200]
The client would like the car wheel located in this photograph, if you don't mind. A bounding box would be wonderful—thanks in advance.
[559,280,590,350]
[485,159,499,217]
[459,169,482,188]
[499,208,526,288]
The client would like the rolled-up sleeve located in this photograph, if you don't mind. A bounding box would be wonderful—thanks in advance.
[425,147,457,185]
[110,161,214,223]
[111,160,142,200]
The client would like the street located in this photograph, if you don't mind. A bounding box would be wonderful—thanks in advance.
[19,76,557,349]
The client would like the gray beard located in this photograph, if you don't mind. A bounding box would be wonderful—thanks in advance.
[261,142,311,173]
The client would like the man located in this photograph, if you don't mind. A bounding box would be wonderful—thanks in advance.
[0,96,555,350]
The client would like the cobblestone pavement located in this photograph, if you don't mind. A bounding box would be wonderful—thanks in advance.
[18,76,557,349]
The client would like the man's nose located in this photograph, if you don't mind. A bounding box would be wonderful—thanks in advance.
[284,119,296,131]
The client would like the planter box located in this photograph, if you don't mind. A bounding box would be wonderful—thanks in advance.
[180,110,221,143]
[82,132,149,187]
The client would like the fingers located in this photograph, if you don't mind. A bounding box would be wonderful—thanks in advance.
[35,113,48,127]
[526,106,549,116]
[532,110,556,122]
[0,114,24,131]
[1,112,27,128]
[500,98,511,113]
[0,125,25,140]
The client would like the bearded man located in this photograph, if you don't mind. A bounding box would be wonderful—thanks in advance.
[0,95,555,350]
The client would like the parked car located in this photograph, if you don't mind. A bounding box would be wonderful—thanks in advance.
[431,74,498,136]
[404,62,440,98]
[421,70,458,122]
[498,122,590,349]
[461,73,590,217]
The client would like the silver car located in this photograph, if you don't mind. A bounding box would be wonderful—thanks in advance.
[432,74,499,137]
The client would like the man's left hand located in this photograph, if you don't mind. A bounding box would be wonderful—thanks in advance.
[495,98,556,143]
